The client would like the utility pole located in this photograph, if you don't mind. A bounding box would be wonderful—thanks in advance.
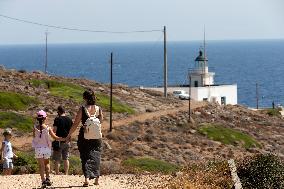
[256,82,259,109]
[188,70,191,123]
[109,52,113,132]
[44,31,48,74]
[163,26,168,98]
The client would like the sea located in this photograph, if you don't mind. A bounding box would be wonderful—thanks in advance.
[0,40,284,108]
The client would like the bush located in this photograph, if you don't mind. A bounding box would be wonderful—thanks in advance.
[198,123,260,149]
[123,157,180,174]
[0,91,38,111]
[163,161,233,189]
[58,155,82,175]
[18,69,27,73]
[237,154,284,188]
[0,111,34,132]
[266,108,281,117]
[13,152,38,174]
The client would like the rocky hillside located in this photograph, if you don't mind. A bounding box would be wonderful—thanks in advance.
[102,103,284,167]
[0,67,182,122]
[1,67,284,186]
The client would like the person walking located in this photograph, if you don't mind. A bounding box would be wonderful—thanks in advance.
[1,128,18,175]
[32,110,65,187]
[67,89,103,187]
[52,106,73,175]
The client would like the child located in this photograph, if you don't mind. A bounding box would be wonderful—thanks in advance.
[32,110,66,187]
[1,128,17,175]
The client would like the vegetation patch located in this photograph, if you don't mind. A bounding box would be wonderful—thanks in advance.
[265,108,281,117]
[29,79,135,114]
[0,91,38,111]
[96,93,135,114]
[0,112,34,132]
[237,154,284,189]
[167,161,233,189]
[13,152,38,174]
[198,123,260,149]
[123,157,180,174]
[58,155,82,175]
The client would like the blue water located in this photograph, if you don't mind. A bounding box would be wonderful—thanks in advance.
[0,40,284,108]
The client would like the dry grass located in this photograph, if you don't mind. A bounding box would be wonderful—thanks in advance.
[163,161,233,189]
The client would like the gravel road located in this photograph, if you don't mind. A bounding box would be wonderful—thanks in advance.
[0,174,170,189]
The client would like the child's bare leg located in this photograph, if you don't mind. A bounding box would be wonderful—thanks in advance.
[7,168,12,175]
[44,159,50,179]
[84,177,89,184]
[37,158,45,182]
[3,169,8,175]
[94,177,99,185]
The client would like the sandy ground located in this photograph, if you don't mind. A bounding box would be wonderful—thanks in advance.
[0,174,170,189]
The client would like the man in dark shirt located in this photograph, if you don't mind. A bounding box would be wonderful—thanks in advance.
[52,106,73,175]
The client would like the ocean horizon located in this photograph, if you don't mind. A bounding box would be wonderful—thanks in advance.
[1,39,284,108]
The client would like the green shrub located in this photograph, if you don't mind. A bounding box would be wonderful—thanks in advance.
[237,154,284,188]
[0,112,34,132]
[123,157,180,174]
[266,108,281,117]
[58,155,82,175]
[0,91,38,110]
[29,79,135,114]
[13,152,38,174]
[198,123,260,149]
[96,93,135,114]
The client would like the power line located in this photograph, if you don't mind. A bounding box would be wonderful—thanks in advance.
[0,14,162,34]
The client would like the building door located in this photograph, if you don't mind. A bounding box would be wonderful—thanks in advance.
[221,96,226,105]
[194,81,198,87]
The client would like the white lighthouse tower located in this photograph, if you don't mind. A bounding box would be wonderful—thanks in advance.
[190,50,215,87]
[189,42,238,105]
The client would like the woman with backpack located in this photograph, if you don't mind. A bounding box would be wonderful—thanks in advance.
[67,89,103,187]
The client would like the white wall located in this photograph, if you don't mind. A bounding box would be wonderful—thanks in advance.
[190,84,238,105]
[190,72,215,87]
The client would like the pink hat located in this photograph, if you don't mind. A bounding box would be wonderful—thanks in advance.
[37,110,47,118]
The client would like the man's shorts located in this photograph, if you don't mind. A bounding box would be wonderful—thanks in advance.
[52,142,70,162]
[3,160,13,169]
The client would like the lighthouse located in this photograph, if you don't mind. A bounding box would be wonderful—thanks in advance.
[190,50,215,87]
[189,47,238,105]
[145,34,238,105]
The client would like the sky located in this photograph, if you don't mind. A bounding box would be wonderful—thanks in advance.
[0,0,284,44]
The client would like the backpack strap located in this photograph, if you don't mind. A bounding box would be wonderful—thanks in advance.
[83,106,90,118]
[83,106,98,118]
[94,105,99,117]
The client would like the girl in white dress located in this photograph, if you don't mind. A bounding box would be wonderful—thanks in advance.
[32,110,65,187]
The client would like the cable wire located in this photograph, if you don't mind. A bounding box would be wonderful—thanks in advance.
[0,14,162,34]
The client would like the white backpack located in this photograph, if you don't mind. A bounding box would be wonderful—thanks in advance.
[83,105,102,140]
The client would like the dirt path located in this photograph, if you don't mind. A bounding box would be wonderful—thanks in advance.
[102,100,204,130]
[0,174,169,189]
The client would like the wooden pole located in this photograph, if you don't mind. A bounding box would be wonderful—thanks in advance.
[163,26,168,98]
[110,52,113,132]
[188,70,191,123]
[256,82,259,109]
[44,31,48,74]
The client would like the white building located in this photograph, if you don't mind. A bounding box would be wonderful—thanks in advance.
[189,50,237,105]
